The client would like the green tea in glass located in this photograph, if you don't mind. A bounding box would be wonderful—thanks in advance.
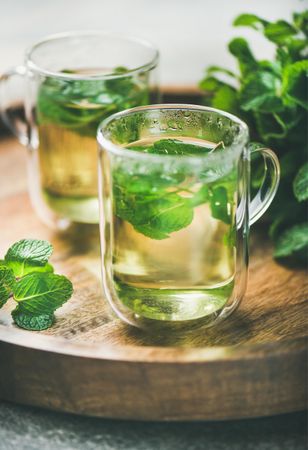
[0,32,159,229]
[98,105,280,331]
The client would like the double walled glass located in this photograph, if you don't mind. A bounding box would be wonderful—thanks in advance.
[98,105,280,331]
[0,32,159,229]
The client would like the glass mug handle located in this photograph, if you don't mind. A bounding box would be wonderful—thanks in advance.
[0,65,28,145]
[249,144,280,226]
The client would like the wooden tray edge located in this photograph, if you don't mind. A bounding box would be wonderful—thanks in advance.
[0,336,306,421]
[1,324,307,363]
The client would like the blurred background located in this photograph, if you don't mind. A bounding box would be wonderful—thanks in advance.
[0,0,305,87]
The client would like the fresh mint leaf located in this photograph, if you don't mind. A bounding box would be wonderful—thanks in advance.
[199,75,240,115]
[293,163,308,202]
[11,307,54,331]
[211,84,239,113]
[13,273,73,315]
[130,139,214,156]
[5,261,54,278]
[151,139,213,155]
[228,38,258,75]
[1,239,73,331]
[114,139,236,240]
[282,60,308,109]
[133,195,194,240]
[105,69,135,97]
[5,239,53,264]
[240,71,284,113]
[274,223,308,258]
[0,265,15,307]
[205,66,237,79]
[254,108,302,141]
[293,11,308,35]
[5,239,53,277]
[264,20,297,45]
[199,76,224,92]
[233,14,268,30]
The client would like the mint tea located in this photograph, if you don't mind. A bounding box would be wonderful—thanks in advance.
[37,68,151,223]
[100,135,238,328]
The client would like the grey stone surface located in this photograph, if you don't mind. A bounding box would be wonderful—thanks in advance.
[0,401,306,450]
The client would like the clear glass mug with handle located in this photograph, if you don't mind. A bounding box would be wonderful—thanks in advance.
[0,31,159,229]
[97,104,280,332]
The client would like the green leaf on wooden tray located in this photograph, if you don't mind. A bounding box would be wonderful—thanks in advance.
[5,261,54,278]
[13,273,73,316]
[293,163,308,202]
[11,307,54,331]
[5,239,53,277]
[0,239,73,331]
[0,265,15,307]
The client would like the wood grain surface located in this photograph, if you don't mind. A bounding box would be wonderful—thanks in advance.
[0,136,307,420]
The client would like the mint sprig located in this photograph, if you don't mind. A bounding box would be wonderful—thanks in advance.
[113,139,235,240]
[37,67,150,137]
[0,239,73,330]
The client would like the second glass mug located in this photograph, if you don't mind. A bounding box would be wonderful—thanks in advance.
[0,31,159,229]
[98,104,280,331]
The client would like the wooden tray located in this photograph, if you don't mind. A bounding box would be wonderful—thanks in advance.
[0,137,307,421]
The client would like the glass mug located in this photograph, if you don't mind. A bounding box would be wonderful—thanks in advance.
[98,104,280,331]
[0,31,159,229]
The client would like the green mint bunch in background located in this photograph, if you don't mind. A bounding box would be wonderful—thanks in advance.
[199,10,308,264]
[0,239,73,330]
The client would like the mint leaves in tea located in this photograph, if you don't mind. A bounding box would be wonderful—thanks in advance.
[108,138,237,325]
[37,68,150,223]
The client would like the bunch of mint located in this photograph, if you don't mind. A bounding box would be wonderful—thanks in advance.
[0,239,73,330]
[199,11,308,264]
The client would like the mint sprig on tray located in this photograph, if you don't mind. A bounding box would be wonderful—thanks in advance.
[0,239,73,331]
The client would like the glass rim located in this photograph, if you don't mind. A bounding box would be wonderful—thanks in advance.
[97,104,249,163]
[25,30,159,80]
